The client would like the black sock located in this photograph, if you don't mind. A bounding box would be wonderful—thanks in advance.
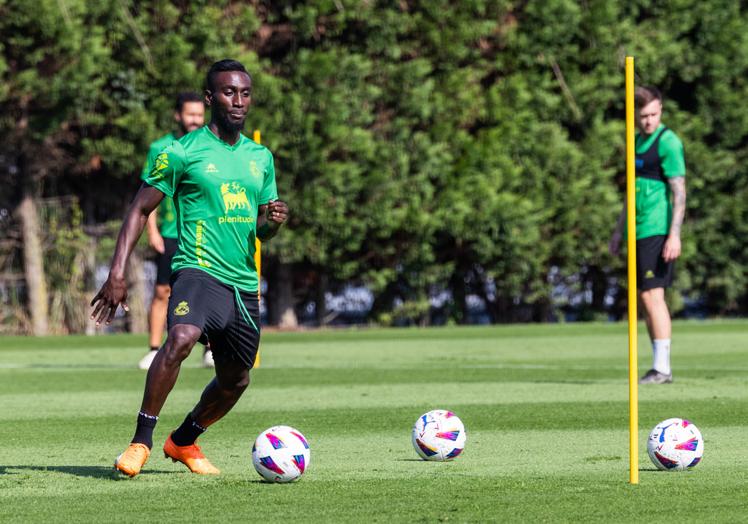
[132,411,158,449]
[171,414,207,446]
[149,346,159,352]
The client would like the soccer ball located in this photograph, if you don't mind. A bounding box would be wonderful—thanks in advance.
[252,425,310,482]
[647,418,704,471]
[412,409,466,461]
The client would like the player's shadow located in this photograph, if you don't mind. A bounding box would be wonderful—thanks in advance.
[0,465,173,479]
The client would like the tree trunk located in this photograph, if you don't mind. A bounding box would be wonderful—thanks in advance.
[16,194,49,335]
[449,269,468,324]
[125,249,148,333]
[315,272,328,327]
[271,262,298,328]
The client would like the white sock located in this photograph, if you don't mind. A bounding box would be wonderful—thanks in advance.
[652,339,671,375]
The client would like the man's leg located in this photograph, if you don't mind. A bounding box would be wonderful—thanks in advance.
[115,324,201,476]
[149,285,170,347]
[639,287,672,383]
[187,362,250,432]
[162,361,249,475]
[140,324,202,418]
[139,284,171,369]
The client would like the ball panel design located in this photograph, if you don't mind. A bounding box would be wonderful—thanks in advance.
[412,409,466,462]
[252,425,310,482]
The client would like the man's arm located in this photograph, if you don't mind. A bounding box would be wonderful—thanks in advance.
[663,176,686,262]
[256,200,289,241]
[146,209,165,254]
[90,185,165,325]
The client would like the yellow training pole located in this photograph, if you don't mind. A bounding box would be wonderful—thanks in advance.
[253,129,262,368]
[625,56,639,485]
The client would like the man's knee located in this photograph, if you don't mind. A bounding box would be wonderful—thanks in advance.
[154,285,171,301]
[218,367,250,394]
[164,325,201,364]
[640,288,664,308]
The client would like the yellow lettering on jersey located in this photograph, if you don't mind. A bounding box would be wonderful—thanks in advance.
[195,220,211,268]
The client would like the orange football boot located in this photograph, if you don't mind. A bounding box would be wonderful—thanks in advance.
[114,443,151,477]
[163,433,220,475]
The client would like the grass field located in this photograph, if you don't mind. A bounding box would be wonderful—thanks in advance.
[2,321,747,522]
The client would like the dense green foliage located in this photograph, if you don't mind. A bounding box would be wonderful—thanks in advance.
[2,322,748,521]
[1,1,746,327]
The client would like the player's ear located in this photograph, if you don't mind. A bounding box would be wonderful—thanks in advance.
[204,90,212,107]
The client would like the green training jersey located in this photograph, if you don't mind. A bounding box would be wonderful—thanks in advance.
[634,124,685,239]
[143,126,278,292]
[141,133,178,239]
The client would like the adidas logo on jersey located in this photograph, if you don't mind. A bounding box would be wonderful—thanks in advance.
[206,163,219,173]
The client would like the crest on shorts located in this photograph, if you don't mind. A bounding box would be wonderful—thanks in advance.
[174,301,190,316]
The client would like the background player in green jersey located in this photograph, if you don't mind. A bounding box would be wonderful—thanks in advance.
[610,86,687,385]
[91,60,289,476]
[137,92,214,370]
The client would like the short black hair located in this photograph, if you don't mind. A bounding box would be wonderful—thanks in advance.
[206,59,251,92]
[175,92,203,112]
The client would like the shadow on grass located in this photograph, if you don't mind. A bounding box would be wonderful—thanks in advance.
[0,465,174,479]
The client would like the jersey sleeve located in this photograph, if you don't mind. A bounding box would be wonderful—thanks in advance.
[143,141,187,197]
[659,131,686,178]
[259,149,279,205]
[140,143,161,181]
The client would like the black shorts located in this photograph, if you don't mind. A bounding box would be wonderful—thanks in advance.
[636,235,675,291]
[167,268,261,368]
[156,237,179,285]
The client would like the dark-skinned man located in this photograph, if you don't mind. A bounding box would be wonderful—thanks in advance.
[91,59,289,477]
[138,92,216,370]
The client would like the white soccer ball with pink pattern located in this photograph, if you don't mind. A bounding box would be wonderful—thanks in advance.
[412,409,466,461]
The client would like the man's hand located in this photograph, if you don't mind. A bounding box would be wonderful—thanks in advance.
[90,274,130,326]
[662,234,681,262]
[149,231,165,254]
[267,200,289,225]
[609,231,622,256]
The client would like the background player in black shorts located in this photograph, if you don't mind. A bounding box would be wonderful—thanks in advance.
[137,93,214,370]
[610,86,687,384]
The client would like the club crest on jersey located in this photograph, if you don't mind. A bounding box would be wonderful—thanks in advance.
[173,301,190,316]
[221,182,250,212]
[250,160,262,180]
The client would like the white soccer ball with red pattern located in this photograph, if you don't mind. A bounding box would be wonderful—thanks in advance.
[412,409,466,461]
[647,418,704,471]
[252,425,310,482]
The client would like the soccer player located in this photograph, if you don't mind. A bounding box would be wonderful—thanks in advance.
[138,92,216,370]
[91,59,289,476]
[610,85,686,385]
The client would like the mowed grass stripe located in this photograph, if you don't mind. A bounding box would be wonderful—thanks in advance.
[1,425,742,489]
[1,424,745,523]
[2,397,745,444]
